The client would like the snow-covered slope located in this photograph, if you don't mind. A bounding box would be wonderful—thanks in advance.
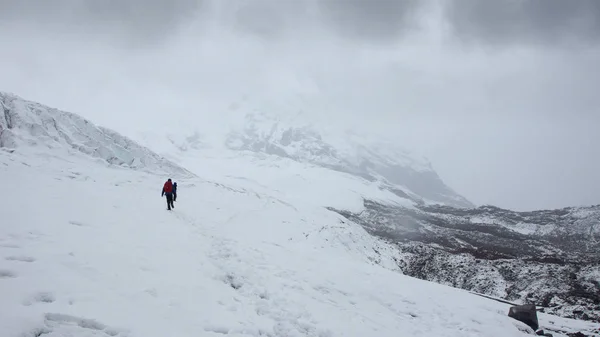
[223,112,473,208]
[3,94,598,336]
[0,92,192,177]
[133,99,598,324]
[333,200,600,322]
[2,94,598,336]
[2,124,599,337]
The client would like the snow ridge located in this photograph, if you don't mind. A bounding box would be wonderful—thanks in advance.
[226,111,473,208]
[0,92,193,177]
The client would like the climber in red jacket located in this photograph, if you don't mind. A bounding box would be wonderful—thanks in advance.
[161,178,175,210]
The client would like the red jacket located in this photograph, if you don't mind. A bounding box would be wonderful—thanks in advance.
[163,180,173,194]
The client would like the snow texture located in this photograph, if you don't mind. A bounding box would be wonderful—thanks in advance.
[2,93,598,337]
[5,143,598,337]
[223,111,473,208]
[0,92,193,178]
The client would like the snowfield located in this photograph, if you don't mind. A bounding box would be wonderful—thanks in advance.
[2,146,598,337]
[2,92,598,336]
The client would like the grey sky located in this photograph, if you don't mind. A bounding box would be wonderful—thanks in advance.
[1,0,599,211]
[445,0,600,47]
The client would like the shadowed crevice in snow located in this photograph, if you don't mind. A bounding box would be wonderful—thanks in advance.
[1,97,14,148]
[224,273,244,290]
[2,99,12,129]
[23,291,56,306]
[0,269,17,278]
[34,313,128,336]
[5,255,36,262]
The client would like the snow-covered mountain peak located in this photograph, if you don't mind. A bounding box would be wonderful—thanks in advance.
[327,130,434,172]
[225,111,473,208]
[0,92,192,177]
[227,97,314,131]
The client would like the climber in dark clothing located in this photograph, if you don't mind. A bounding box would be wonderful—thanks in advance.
[173,182,178,202]
[161,178,175,210]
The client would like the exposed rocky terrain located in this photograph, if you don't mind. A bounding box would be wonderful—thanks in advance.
[331,200,600,322]
[220,110,600,323]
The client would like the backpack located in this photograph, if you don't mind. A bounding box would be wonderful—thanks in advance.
[163,180,173,194]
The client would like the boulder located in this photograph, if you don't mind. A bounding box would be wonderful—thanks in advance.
[508,304,539,331]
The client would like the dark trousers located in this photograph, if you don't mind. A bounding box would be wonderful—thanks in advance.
[173,192,177,202]
[165,193,174,210]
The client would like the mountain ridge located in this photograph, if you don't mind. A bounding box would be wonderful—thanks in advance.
[224,111,473,208]
[330,199,600,322]
[8,92,595,337]
[0,91,193,178]
[3,92,599,328]
[130,106,600,323]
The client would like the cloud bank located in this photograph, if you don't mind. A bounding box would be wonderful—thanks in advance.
[1,0,599,210]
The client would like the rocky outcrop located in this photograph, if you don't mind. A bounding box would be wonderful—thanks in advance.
[0,98,15,148]
[331,199,600,322]
[508,304,539,331]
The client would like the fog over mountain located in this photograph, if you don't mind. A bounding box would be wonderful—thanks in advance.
[1,0,599,210]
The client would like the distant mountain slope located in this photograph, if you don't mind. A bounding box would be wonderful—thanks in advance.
[0,92,192,177]
[225,112,473,208]
[331,200,600,322]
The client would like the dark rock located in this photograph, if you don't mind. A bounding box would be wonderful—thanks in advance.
[330,198,600,322]
[508,304,539,331]
[567,333,587,337]
[536,330,545,335]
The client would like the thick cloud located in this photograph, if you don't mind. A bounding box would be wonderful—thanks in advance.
[0,0,599,211]
[2,0,599,48]
[316,0,425,42]
[0,0,203,46]
[0,0,429,44]
[228,0,600,46]
[226,1,314,39]
[444,0,600,47]
[218,0,426,43]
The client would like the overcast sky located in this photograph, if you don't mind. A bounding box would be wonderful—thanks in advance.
[1,0,599,211]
